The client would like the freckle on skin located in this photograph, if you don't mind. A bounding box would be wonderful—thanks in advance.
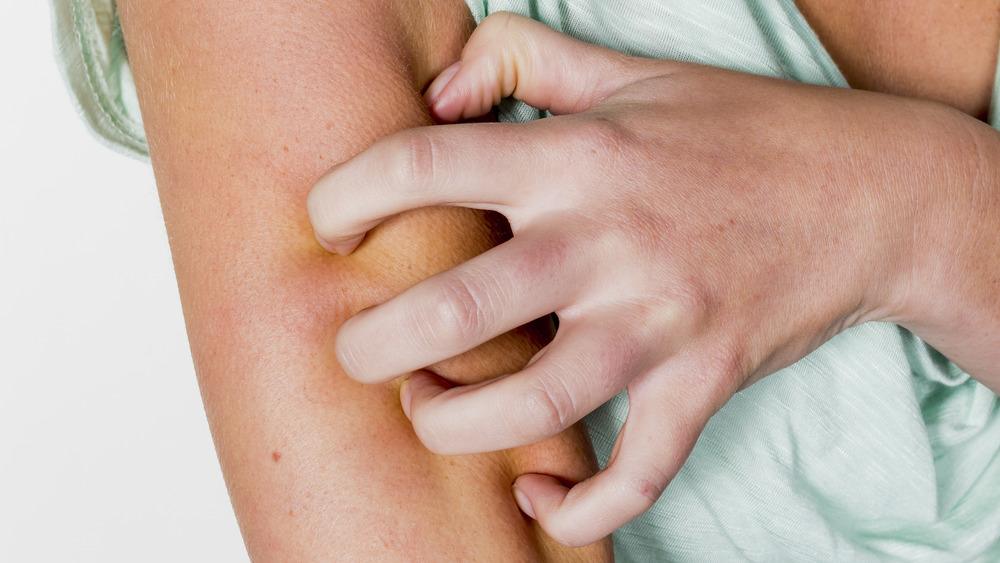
[272,451,282,463]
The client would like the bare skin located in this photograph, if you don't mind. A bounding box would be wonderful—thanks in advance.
[113,0,1000,556]
[796,0,1000,118]
[117,0,611,560]
[309,5,1000,547]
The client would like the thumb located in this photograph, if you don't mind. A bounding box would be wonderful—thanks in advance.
[425,11,666,121]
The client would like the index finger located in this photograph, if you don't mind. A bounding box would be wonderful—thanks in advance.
[307,121,554,255]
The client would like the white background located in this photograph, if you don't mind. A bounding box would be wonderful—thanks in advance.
[1,4,247,561]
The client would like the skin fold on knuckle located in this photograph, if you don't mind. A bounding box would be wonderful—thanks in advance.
[474,13,535,100]
[381,129,439,201]
[421,274,491,352]
[519,374,577,442]
[563,116,634,187]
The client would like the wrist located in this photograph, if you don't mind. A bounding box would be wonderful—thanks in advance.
[886,108,1000,384]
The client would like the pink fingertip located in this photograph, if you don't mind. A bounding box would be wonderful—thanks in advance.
[425,60,462,108]
[512,484,537,520]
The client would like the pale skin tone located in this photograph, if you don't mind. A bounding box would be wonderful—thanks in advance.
[308,2,1000,549]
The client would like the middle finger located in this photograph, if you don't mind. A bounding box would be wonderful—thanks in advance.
[335,227,583,383]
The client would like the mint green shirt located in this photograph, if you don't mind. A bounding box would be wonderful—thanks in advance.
[53,1,1000,560]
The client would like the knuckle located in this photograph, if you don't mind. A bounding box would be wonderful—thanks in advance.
[382,130,437,196]
[575,117,633,166]
[659,278,715,336]
[478,11,520,41]
[472,12,531,100]
[553,116,635,189]
[520,375,575,438]
[418,276,489,350]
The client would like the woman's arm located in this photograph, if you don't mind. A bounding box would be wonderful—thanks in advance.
[306,13,1000,545]
[117,1,611,560]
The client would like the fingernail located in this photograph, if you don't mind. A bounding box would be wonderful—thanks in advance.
[400,378,412,421]
[425,60,462,107]
[512,484,536,520]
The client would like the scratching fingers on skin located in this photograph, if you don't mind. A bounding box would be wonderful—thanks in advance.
[308,11,662,255]
[400,318,644,455]
[307,120,567,255]
[426,12,667,122]
[334,228,581,383]
[512,356,735,547]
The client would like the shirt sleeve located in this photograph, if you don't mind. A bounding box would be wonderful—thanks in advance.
[50,0,147,160]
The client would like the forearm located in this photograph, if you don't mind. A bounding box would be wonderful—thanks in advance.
[118,1,609,559]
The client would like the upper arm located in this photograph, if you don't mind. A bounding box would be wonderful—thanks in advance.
[117,0,610,560]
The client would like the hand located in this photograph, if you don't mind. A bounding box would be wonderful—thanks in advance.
[308,12,971,546]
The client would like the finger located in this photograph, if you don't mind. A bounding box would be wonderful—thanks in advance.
[513,346,742,547]
[308,120,559,255]
[402,317,649,455]
[335,227,584,383]
[425,11,670,122]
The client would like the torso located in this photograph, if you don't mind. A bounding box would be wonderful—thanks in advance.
[796,0,1000,119]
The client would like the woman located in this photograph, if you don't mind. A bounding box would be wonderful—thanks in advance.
[58,0,1000,560]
